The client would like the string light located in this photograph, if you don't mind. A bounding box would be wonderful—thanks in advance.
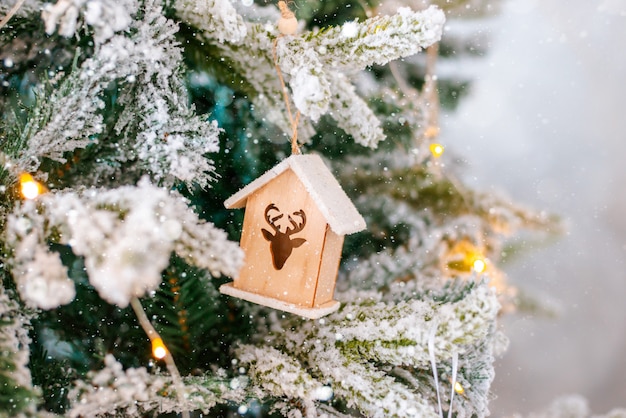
[151,337,168,360]
[472,257,486,273]
[454,381,465,395]
[130,298,187,418]
[429,142,444,158]
[446,241,488,273]
[19,173,45,200]
[448,376,466,396]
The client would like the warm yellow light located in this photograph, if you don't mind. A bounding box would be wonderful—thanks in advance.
[152,338,167,360]
[429,143,444,158]
[472,258,486,273]
[20,173,43,200]
[446,241,489,274]
[454,381,465,395]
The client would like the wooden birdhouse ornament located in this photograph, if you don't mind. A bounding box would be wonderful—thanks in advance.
[220,154,366,319]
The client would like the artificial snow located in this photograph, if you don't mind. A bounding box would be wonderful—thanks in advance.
[175,0,247,43]
[225,153,366,236]
[42,0,136,43]
[180,2,443,149]
[6,180,243,309]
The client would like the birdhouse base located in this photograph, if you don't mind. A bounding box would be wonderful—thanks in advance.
[219,282,340,319]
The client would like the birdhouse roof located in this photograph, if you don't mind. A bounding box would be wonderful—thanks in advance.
[224,154,366,235]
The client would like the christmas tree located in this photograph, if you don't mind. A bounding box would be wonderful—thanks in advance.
[0,0,592,416]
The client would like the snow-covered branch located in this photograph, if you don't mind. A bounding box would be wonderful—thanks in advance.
[305,6,445,73]
[235,282,499,417]
[5,179,243,309]
[25,0,220,187]
[176,2,444,148]
[67,354,247,417]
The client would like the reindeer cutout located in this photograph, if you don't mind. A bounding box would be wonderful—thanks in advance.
[261,203,307,270]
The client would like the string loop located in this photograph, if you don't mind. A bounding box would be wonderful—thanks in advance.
[272,1,301,155]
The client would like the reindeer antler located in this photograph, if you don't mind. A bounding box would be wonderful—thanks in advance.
[286,210,306,235]
[264,203,284,232]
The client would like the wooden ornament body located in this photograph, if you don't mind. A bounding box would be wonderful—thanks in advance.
[235,169,343,308]
[221,153,366,318]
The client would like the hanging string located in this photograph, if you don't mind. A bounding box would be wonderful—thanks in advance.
[448,351,459,418]
[129,297,189,418]
[272,38,301,155]
[423,43,441,140]
[428,320,444,418]
[0,0,26,30]
[272,1,301,155]
[388,42,440,144]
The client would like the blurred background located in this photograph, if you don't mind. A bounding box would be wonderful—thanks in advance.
[444,0,626,414]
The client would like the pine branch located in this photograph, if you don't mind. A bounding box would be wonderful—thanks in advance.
[0,279,38,415]
[5,180,242,310]
[0,0,46,19]
[145,258,249,373]
[40,0,135,44]
[274,36,331,122]
[236,282,500,417]
[340,158,561,259]
[17,56,98,171]
[303,6,445,74]
[66,354,249,417]
[326,73,385,148]
[174,0,247,44]
[176,3,444,148]
[5,0,221,189]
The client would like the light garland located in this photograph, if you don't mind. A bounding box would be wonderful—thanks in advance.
[445,240,488,274]
[454,381,465,395]
[129,297,188,418]
[19,173,46,200]
[429,142,444,158]
[151,337,168,360]
[472,258,486,274]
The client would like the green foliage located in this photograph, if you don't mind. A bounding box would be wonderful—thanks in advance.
[353,165,471,218]
[0,271,37,416]
[144,257,256,374]
[30,250,144,372]
[236,281,500,417]
[0,1,558,416]
[28,344,75,414]
[0,372,34,417]
[0,326,36,416]
[25,250,254,411]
